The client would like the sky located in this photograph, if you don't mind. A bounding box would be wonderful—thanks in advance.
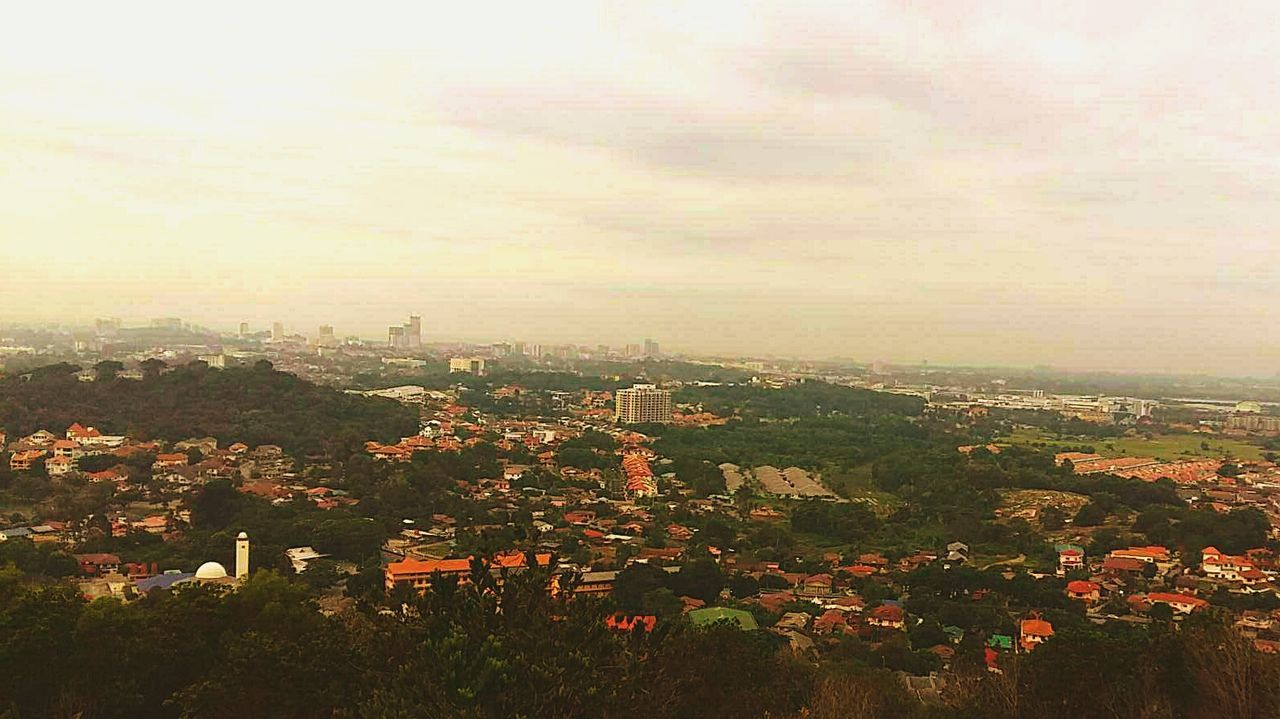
[3,2,1280,374]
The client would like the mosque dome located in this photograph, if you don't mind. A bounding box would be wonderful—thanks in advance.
[195,561,229,580]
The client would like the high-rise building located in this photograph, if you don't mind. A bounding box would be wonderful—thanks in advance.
[407,315,422,347]
[625,343,642,359]
[615,384,672,424]
[388,315,421,349]
[388,325,406,348]
[238,322,249,338]
[272,322,284,341]
[317,325,337,347]
[643,338,660,357]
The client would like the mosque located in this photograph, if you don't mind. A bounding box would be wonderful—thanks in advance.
[132,531,251,593]
[194,531,251,583]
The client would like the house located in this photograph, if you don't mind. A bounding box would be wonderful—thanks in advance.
[1145,592,1210,615]
[9,449,46,472]
[1066,580,1101,603]
[131,515,171,535]
[866,604,905,630]
[1018,616,1054,652]
[284,546,329,573]
[24,429,57,447]
[666,524,694,541]
[1201,546,1257,582]
[74,553,122,575]
[799,573,834,596]
[1102,556,1147,576]
[1110,546,1171,565]
[46,455,74,476]
[154,453,188,469]
[813,609,852,635]
[384,552,552,591]
[1057,545,1085,575]
[574,570,619,597]
[51,439,83,459]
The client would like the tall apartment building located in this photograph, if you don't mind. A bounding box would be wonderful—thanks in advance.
[388,315,422,349]
[643,338,660,357]
[388,325,406,348]
[238,322,250,338]
[407,315,422,347]
[615,384,672,424]
[317,325,337,347]
[272,322,285,341]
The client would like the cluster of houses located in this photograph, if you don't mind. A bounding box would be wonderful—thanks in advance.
[1054,541,1280,650]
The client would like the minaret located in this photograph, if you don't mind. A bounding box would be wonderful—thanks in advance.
[235,531,250,579]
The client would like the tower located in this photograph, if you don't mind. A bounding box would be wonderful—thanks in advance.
[235,531,250,579]
[407,315,422,347]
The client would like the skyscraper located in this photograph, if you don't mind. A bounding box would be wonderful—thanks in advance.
[407,315,422,347]
[317,325,336,347]
[643,338,660,357]
[271,322,284,341]
[238,322,249,338]
[614,384,672,424]
[388,325,405,348]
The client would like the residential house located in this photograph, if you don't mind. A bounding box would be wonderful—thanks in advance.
[1018,616,1054,652]
[1145,592,1210,615]
[9,449,46,472]
[1066,580,1101,603]
[866,604,905,630]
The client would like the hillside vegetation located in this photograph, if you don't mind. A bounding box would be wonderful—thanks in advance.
[0,361,417,457]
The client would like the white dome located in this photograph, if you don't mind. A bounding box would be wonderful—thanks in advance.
[195,561,228,579]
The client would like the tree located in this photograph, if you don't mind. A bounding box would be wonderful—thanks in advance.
[93,360,124,383]
[1040,505,1066,531]
[1073,502,1108,527]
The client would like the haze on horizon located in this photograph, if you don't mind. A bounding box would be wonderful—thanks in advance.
[4,2,1279,375]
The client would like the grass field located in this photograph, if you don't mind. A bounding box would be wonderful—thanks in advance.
[1000,427,1265,461]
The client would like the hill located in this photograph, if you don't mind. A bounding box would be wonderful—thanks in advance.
[0,361,417,457]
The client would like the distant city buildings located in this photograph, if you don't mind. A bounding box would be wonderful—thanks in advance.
[388,315,422,349]
[615,384,672,424]
[272,322,285,341]
[449,357,486,375]
[317,325,337,348]
[238,322,249,338]
[151,318,183,331]
[644,338,660,357]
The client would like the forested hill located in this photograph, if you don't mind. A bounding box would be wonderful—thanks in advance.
[0,362,417,457]
[676,380,925,419]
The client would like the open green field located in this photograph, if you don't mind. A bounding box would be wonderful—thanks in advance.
[1000,427,1265,461]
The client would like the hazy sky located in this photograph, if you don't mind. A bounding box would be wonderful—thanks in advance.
[4,2,1279,373]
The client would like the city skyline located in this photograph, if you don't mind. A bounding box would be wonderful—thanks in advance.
[6,3,1280,375]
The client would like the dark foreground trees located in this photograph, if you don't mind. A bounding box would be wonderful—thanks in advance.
[2,558,1279,719]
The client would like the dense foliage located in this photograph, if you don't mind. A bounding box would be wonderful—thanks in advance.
[676,380,926,420]
[0,361,418,458]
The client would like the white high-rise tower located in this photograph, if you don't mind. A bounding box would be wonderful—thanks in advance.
[235,531,250,579]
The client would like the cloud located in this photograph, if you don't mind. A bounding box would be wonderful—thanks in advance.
[4,1,1280,373]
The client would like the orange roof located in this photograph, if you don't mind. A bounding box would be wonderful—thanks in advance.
[1147,592,1209,609]
[1067,580,1099,593]
[1020,618,1054,637]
